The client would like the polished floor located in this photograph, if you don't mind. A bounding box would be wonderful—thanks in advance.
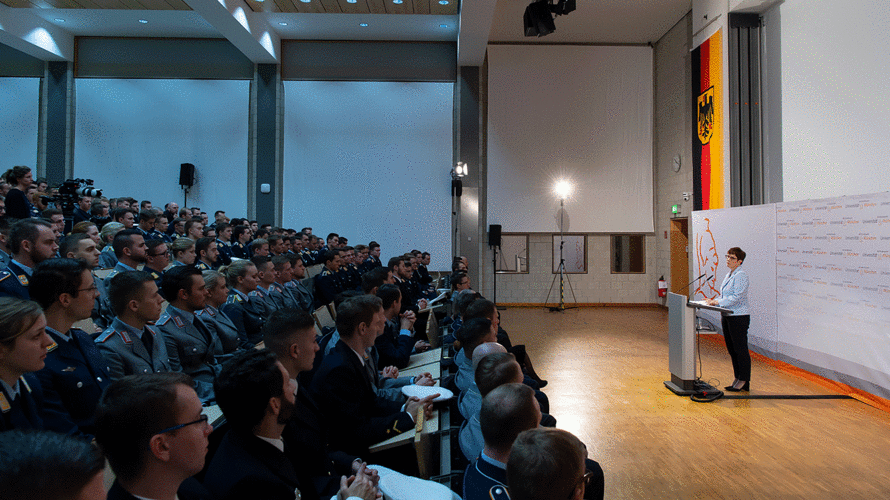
[501,307,890,499]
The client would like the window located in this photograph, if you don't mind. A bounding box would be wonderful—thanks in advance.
[495,234,529,273]
[611,234,645,273]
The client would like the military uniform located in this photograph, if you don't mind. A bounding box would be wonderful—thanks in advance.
[143,265,165,291]
[249,287,280,315]
[220,289,267,348]
[156,305,223,401]
[343,264,362,291]
[270,282,300,310]
[94,262,137,330]
[0,249,10,270]
[195,260,213,271]
[98,246,118,269]
[152,229,173,243]
[216,239,233,266]
[463,455,510,500]
[195,305,241,354]
[137,226,157,241]
[0,375,43,431]
[285,279,314,311]
[0,260,33,300]
[314,267,344,306]
[231,241,249,259]
[35,327,111,438]
[95,317,173,380]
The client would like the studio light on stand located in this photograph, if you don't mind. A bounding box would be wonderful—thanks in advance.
[546,180,578,312]
[451,162,468,271]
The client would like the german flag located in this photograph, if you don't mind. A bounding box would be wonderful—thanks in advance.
[692,30,723,211]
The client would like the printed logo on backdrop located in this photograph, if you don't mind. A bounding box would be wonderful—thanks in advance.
[694,217,719,299]
[697,87,715,145]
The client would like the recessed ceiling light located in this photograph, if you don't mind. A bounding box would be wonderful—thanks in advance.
[439,24,448,28]
[347,0,357,2]
[300,0,310,3]
[55,18,65,22]
[359,23,369,27]
[438,0,449,4]
[138,19,148,24]
[278,22,288,26]
[393,0,403,3]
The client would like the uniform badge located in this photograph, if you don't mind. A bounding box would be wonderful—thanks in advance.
[173,315,185,328]
[16,274,28,286]
[0,392,9,412]
[62,366,76,372]
[47,341,59,352]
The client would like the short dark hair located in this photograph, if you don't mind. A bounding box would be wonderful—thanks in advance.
[368,241,380,250]
[262,308,316,357]
[271,254,290,271]
[8,219,52,255]
[161,265,202,303]
[195,237,214,257]
[322,249,340,264]
[214,350,283,432]
[465,299,496,321]
[112,229,143,258]
[232,225,250,242]
[250,255,273,272]
[111,208,132,223]
[145,238,168,254]
[184,219,202,235]
[476,352,521,396]
[326,232,338,242]
[376,283,401,310]
[30,258,90,310]
[107,271,154,316]
[458,317,492,352]
[450,271,468,291]
[216,222,231,234]
[728,247,746,263]
[387,256,402,272]
[41,207,62,219]
[0,429,105,500]
[59,233,92,259]
[335,295,382,339]
[507,428,587,500]
[95,372,193,482]
[138,210,156,223]
[456,290,482,317]
[480,383,539,450]
[361,266,390,294]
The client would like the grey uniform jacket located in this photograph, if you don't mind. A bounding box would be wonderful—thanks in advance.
[155,306,222,401]
[95,317,172,380]
[285,279,314,311]
[195,306,241,354]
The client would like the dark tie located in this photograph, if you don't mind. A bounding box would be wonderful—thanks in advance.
[141,329,154,360]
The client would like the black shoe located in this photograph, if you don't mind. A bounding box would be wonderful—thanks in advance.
[725,381,750,392]
[537,379,548,389]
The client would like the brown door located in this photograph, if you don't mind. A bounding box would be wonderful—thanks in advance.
[670,218,689,295]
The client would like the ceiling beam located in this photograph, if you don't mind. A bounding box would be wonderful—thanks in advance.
[0,4,74,61]
[184,0,280,64]
[457,0,498,66]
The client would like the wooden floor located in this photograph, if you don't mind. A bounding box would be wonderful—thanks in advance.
[501,307,890,499]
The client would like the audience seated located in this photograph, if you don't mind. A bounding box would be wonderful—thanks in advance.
[315,249,346,306]
[144,238,170,289]
[157,265,224,402]
[95,271,171,379]
[0,219,58,300]
[282,254,314,311]
[98,221,124,268]
[0,429,106,500]
[454,317,498,393]
[507,427,605,500]
[194,236,219,271]
[95,372,214,500]
[219,260,267,347]
[0,297,52,431]
[197,270,243,354]
[251,255,285,312]
[60,233,100,268]
[30,259,109,438]
[374,284,429,369]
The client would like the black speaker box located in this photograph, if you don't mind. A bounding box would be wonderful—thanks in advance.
[489,224,502,247]
[179,163,195,187]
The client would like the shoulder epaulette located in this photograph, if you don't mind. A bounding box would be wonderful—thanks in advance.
[0,271,11,283]
[47,340,59,353]
[488,485,510,500]
[249,290,265,298]
[172,315,185,328]
[96,330,116,343]
[156,313,172,326]
[20,376,31,393]
[15,274,28,286]
[0,391,9,412]
[145,326,158,337]
[106,270,119,280]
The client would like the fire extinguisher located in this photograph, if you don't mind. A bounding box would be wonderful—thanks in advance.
[658,276,667,298]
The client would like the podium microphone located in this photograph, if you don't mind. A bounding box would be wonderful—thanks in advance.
[682,273,707,293]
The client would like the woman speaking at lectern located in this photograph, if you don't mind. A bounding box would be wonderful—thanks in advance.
[705,247,751,392]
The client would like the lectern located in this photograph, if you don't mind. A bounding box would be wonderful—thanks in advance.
[664,292,731,395]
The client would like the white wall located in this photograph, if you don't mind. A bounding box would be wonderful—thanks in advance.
[486,45,654,233]
[74,79,249,216]
[281,81,453,271]
[780,0,890,201]
[0,77,39,168]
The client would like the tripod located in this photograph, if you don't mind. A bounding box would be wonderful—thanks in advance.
[545,198,577,311]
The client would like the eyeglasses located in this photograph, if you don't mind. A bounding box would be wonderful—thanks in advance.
[150,250,172,257]
[77,284,99,293]
[568,471,596,498]
[154,414,209,435]
[725,255,737,261]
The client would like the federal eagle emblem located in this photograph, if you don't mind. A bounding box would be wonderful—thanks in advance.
[697,86,715,145]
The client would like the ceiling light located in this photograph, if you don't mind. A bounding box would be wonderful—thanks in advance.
[439,24,448,28]
[359,23,369,27]
[300,0,310,3]
[138,19,148,24]
[278,22,288,25]
[347,0,357,2]
[393,0,403,3]
[438,0,449,4]
[55,18,65,22]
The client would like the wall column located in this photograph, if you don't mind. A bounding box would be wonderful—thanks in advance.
[248,63,283,225]
[37,61,75,184]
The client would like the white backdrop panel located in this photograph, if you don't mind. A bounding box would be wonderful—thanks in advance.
[691,205,778,353]
[74,79,249,217]
[781,0,890,201]
[487,45,653,233]
[282,81,452,271]
[775,191,890,394]
[1,78,39,167]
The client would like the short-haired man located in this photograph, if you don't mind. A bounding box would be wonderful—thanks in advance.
[310,295,437,459]
[154,214,173,243]
[95,372,214,500]
[73,195,92,224]
[30,258,109,438]
[163,202,179,224]
[251,237,270,257]
[112,208,136,229]
[270,255,301,310]
[507,428,604,500]
[0,219,58,300]
[42,208,65,241]
[95,271,171,379]
[144,239,170,289]
[60,233,100,268]
[95,228,149,327]
[454,317,498,392]
[463,383,541,500]
[157,266,223,402]
[360,266,392,296]
[136,209,157,241]
[185,219,204,241]
[206,349,379,500]
[375,284,429,369]
[267,234,286,256]
[314,249,345,306]
[284,254,314,311]
[194,237,218,271]
[0,217,12,269]
[360,242,381,273]
[324,233,339,253]
[250,256,283,313]
[389,256,426,314]
[215,222,233,266]
[459,350,523,461]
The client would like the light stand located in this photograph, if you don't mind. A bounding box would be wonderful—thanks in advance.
[545,183,577,312]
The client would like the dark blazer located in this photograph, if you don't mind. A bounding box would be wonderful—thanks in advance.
[35,328,111,438]
[463,456,508,500]
[313,268,343,306]
[0,260,32,300]
[309,339,414,457]
[374,319,415,369]
[0,375,43,431]
[220,291,266,348]
[204,430,304,500]
[106,478,214,500]
[394,277,420,314]
[283,386,359,500]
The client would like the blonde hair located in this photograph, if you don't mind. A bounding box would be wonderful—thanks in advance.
[0,297,43,346]
[218,260,255,289]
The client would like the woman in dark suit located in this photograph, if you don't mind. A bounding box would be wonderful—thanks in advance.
[197,270,242,354]
[219,260,267,348]
[705,247,751,391]
[0,297,53,431]
[3,166,40,219]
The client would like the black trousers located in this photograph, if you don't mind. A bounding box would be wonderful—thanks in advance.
[722,314,751,382]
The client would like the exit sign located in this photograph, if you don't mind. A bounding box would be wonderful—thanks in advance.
[672,204,680,214]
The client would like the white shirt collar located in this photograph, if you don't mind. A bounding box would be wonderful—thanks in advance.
[255,435,285,453]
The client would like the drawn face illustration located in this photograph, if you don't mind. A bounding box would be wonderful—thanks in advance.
[694,218,720,299]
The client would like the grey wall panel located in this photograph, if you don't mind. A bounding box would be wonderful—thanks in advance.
[0,42,44,77]
[281,41,456,82]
